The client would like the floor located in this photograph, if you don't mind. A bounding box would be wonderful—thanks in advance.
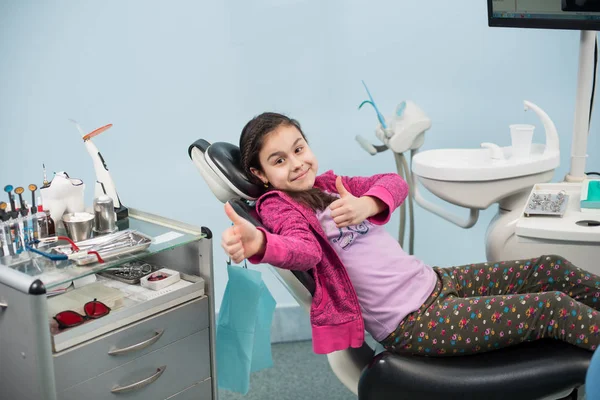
[218,340,356,400]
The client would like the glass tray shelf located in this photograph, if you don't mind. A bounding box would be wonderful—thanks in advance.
[0,209,206,290]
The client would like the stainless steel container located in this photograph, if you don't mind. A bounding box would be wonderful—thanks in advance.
[62,212,95,242]
[93,195,117,234]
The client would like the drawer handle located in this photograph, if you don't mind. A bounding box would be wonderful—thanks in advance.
[108,330,165,356]
[110,365,166,394]
[0,302,7,310]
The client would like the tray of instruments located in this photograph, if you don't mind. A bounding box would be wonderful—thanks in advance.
[53,230,153,266]
[98,261,159,284]
[523,189,570,217]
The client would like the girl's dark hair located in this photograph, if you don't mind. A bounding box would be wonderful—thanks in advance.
[239,112,337,211]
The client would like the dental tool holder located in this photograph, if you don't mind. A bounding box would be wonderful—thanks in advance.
[357,100,431,155]
[0,211,54,258]
[375,101,431,154]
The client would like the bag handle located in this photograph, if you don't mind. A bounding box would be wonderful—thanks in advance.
[226,223,248,268]
[227,256,248,269]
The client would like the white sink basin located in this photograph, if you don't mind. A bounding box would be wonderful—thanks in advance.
[412,144,559,182]
[407,100,561,209]
[411,144,560,209]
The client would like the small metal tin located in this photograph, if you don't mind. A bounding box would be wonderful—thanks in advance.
[93,195,118,234]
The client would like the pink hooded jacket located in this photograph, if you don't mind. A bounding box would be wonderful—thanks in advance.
[248,170,409,354]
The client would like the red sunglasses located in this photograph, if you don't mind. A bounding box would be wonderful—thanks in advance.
[53,298,111,330]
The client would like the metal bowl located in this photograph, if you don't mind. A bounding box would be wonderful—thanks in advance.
[62,212,95,242]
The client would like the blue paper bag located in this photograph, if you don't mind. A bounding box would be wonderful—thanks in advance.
[250,277,276,373]
[216,263,276,394]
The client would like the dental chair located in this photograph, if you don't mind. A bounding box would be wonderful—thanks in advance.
[188,139,593,400]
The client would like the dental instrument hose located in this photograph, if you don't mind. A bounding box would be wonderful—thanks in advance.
[396,154,406,249]
[397,154,408,253]
[393,152,406,249]
[394,152,415,255]
[404,153,416,256]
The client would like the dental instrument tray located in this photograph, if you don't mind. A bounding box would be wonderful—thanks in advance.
[523,190,569,218]
[52,230,153,266]
[98,260,158,284]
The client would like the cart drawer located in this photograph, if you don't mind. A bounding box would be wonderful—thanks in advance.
[59,329,210,400]
[54,296,208,390]
[167,379,212,400]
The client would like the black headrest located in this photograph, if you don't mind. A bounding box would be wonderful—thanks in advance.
[188,139,266,200]
[207,143,266,200]
[188,138,211,157]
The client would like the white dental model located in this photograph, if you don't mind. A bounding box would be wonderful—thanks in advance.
[39,172,86,222]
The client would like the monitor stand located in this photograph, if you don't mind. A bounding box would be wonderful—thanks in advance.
[566,30,597,182]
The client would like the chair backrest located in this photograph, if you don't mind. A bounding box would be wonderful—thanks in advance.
[188,139,316,295]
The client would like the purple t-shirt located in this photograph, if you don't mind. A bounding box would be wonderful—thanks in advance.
[316,206,438,341]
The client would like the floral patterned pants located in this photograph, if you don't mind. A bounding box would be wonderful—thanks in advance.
[380,255,600,356]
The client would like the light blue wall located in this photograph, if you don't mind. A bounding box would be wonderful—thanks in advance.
[1,1,598,310]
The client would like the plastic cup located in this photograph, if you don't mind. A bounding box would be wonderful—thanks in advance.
[509,124,535,159]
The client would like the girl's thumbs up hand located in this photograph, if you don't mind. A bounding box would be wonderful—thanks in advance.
[335,175,351,197]
[222,202,265,264]
[329,176,384,228]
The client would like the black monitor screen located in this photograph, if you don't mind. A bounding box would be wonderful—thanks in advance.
[488,0,600,30]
